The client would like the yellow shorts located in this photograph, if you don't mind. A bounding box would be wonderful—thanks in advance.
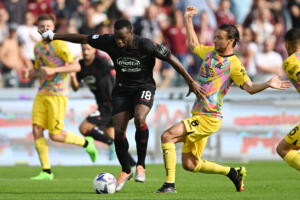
[32,95,68,134]
[284,124,300,147]
[182,114,222,160]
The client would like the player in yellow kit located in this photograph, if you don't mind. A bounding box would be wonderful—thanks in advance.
[23,14,98,180]
[156,6,291,193]
[277,28,300,170]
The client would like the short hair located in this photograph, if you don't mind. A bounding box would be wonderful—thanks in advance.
[219,24,240,47]
[285,28,300,43]
[37,14,55,24]
[114,19,132,32]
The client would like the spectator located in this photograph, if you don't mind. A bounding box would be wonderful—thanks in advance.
[0,23,31,87]
[3,0,28,24]
[207,0,236,27]
[254,36,284,82]
[116,0,150,22]
[134,4,163,42]
[27,0,54,20]
[195,10,215,46]
[230,0,252,25]
[90,0,114,26]
[79,7,98,35]
[288,0,300,28]
[17,11,41,63]
[53,0,72,20]
[0,8,9,44]
[250,8,275,46]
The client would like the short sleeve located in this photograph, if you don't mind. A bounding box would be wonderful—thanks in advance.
[55,41,75,63]
[144,39,171,61]
[283,59,300,81]
[193,45,215,59]
[87,34,111,51]
[230,58,250,88]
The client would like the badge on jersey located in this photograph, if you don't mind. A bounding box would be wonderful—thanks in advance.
[92,34,100,39]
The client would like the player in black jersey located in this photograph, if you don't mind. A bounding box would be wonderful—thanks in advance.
[42,19,206,192]
[70,44,136,165]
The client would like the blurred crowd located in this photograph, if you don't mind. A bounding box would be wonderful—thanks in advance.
[0,0,299,88]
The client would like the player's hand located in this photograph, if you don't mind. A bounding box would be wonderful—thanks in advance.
[268,75,292,90]
[22,68,30,79]
[184,6,198,19]
[39,30,55,42]
[40,66,56,76]
[186,81,207,98]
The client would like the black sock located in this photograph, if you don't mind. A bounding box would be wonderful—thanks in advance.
[164,182,175,188]
[83,139,88,148]
[89,127,113,145]
[135,124,149,168]
[227,168,238,180]
[43,169,52,174]
[128,153,136,167]
[114,136,131,174]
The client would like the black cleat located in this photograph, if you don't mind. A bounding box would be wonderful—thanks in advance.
[231,166,246,192]
[156,183,177,193]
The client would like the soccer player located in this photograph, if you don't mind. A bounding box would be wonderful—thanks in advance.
[71,43,136,165]
[41,19,206,191]
[276,28,300,170]
[155,6,291,193]
[24,14,98,180]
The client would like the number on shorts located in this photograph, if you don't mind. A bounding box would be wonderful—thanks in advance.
[289,126,299,136]
[141,90,152,101]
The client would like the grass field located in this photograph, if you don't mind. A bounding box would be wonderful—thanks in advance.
[0,161,299,200]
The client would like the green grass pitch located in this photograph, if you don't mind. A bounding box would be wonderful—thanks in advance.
[0,161,299,200]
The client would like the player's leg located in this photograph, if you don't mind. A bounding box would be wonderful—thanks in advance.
[113,111,133,191]
[47,96,97,162]
[277,124,300,170]
[181,115,245,192]
[156,121,186,193]
[31,96,54,180]
[133,104,151,182]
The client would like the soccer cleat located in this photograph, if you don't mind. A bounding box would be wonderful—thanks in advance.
[108,143,116,160]
[134,165,146,182]
[115,171,133,191]
[85,136,98,162]
[232,166,247,192]
[31,171,54,180]
[156,183,177,193]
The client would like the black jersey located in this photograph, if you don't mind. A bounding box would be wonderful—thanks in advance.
[87,34,171,86]
[77,57,114,113]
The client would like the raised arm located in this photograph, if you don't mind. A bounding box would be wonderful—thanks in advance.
[184,6,200,51]
[42,30,89,44]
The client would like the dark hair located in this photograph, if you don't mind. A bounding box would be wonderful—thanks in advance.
[285,28,300,42]
[219,24,240,47]
[114,19,132,32]
[37,14,56,24]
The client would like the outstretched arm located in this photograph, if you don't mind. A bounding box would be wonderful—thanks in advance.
[184,6,200,51]
[42,30,89,44]
[168,54,206,97]
[242,75,291,94]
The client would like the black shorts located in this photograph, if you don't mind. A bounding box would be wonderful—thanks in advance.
[111,84,156,116]
[86,109,113,129]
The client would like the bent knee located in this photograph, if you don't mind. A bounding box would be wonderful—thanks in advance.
[161,131,172,143]
[182,162,195,171]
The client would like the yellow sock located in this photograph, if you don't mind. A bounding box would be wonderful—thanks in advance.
[34,137,50,169]
[162,143,176,183]
[64,131,85,146]
[193,159,230,175]
[284,150,300,170]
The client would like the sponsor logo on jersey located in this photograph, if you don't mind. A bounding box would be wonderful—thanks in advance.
[157,44,169,57]
[84,76,96,90]
[116,57,141,72]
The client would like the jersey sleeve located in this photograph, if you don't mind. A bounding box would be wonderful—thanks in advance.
[55,41,75,63]
[144,39,171,61]
[283,59,300,81]
[87,34,111,51]
[230,58,250,88]
[193,44,215,59]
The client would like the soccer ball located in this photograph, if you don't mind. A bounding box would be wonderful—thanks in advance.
[93,172,117,194]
